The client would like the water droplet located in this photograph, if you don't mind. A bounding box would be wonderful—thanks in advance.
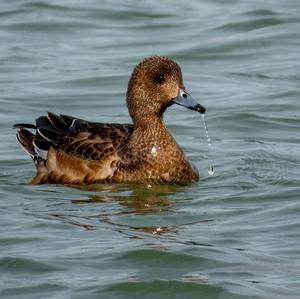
[208,165,215,176]
[201,114,215,176]
[202,114,211,146]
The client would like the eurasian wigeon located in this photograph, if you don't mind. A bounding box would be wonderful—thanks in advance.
[14,56,206,185]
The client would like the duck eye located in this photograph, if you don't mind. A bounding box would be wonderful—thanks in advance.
[155,73,165,84]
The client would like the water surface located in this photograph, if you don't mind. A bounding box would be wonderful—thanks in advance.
[1,0,300,298]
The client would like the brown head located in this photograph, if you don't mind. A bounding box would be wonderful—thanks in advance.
[126,56,205,126]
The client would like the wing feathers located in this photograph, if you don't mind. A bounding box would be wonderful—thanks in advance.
[47,112,68,132]
[37,127,60,142]
[15,112,133,164]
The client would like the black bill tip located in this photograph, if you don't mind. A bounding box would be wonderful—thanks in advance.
[195,104,206,114]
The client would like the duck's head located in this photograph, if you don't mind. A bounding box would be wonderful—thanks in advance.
[126,56,205,125]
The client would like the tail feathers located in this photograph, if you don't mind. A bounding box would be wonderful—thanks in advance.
[14,123,36,129]
[15,112,80,163]
[16,129,35,158]
[16,128,51,164]
[33,141,48,160]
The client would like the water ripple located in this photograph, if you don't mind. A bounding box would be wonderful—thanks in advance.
[1,0,300,298]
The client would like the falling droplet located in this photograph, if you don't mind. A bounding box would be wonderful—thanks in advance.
[208,165,215,176]
[201,114,215,176]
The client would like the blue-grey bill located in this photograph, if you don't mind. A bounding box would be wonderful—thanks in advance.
[173,89,206,114]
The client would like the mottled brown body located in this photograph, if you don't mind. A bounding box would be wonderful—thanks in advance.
[15,56,203,185]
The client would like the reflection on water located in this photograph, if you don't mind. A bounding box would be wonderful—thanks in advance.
[1,0,300,298]
[48,184,213,236]
[71,183,178,212]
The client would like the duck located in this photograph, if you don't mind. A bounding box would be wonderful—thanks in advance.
[14,56,206,185]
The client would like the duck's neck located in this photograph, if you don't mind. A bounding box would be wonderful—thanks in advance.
[125,113,187,168]
[128,96,169,133]
[132,113,169,138]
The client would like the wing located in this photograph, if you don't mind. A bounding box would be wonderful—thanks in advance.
[15,112,134,163]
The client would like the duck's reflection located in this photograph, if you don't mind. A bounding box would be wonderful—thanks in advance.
[49,184,212,238]
[49,184,179,233]
[71,191,172,215]
[71,183,181,214]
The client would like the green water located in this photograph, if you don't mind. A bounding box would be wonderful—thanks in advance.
[1,0,300,298]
